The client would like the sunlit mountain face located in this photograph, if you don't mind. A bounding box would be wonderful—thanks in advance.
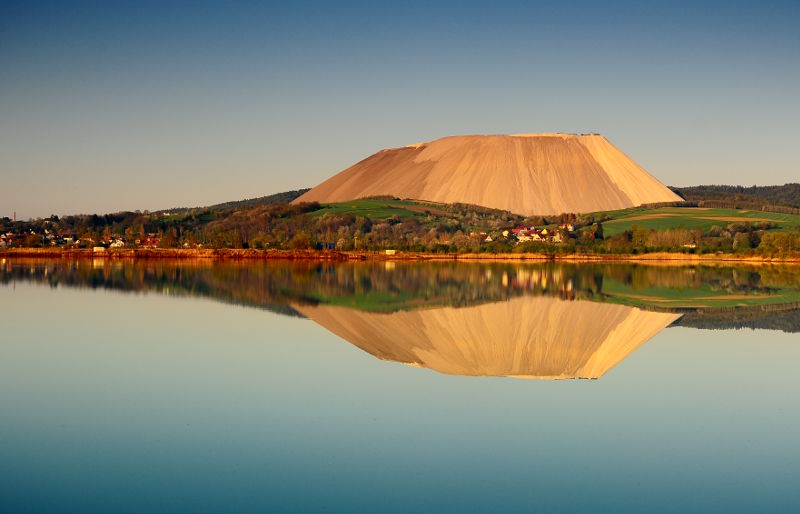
[294,134,681,216]
[3,258,799,379]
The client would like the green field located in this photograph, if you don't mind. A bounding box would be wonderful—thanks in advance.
[599,207,800,237]
[311,199,441,220]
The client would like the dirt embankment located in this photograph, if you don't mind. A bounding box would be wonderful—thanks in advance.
[2,247,799,264]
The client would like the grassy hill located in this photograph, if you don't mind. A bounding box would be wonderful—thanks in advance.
[310,198,434,220]
[599,206,800,237]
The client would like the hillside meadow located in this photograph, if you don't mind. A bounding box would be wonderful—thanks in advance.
[599,206,800,237]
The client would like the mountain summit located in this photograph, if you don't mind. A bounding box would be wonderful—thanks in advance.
[294,133,681,216]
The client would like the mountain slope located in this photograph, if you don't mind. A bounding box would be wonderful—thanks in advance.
[295,133,681,216]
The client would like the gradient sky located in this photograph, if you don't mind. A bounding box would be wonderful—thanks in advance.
[2,0,798,219]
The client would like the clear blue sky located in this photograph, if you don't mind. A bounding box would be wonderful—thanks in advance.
[2,0,798,219]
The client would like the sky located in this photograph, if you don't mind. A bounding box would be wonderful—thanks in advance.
[1,0,798,219]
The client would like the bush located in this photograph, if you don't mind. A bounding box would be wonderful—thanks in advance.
[289,231,312,250]
[23,234,43,247]
[757,232,800,255]
[732,232,751,251]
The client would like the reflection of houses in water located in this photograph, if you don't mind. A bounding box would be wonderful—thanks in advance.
[510,267,578,299]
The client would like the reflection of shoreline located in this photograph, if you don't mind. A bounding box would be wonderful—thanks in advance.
[2,258,799,333]
[295,297,680,380]
[2,248,800,264]
[4,258,797,379]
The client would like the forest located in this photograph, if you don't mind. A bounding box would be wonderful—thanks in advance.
[672,183,800,213]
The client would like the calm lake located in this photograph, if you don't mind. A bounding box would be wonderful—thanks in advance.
[1,258,799,512]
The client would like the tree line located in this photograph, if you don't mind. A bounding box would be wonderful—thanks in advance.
[3,196,799,256]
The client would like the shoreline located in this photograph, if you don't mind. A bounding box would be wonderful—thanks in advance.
[2,247,799,265]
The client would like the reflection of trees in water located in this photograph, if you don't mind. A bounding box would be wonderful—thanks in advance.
[674,302,800,332]
[2,259,800,324]
[604,265,779,296]
[0,260,612,310]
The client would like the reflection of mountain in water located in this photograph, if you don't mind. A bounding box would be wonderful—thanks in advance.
[297,297,679,379]
[2,258,799,379]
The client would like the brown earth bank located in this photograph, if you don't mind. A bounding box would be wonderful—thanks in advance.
[2,247,799,264]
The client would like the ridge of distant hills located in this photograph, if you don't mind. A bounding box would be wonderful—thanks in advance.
[672,183,800,210]
[160,188,311,214]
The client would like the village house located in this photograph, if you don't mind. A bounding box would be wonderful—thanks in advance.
[59,232,77,244]
[511,225,561,244]
[511,226,536,236]
[512,223,574,245]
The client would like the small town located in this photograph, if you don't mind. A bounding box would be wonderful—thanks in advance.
[0,229,161,249]
[1,222,581,251]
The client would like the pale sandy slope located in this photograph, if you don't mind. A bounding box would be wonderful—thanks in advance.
[294,296,680,379]
[294,133,681,216]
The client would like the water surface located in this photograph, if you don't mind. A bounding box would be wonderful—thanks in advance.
[1,259,799,512]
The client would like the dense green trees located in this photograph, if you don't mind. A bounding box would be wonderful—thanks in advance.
[675,184,800,211]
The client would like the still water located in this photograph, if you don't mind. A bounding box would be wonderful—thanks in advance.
[1,259,799,512]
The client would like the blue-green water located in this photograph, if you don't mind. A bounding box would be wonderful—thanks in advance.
[1,260,799,512]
